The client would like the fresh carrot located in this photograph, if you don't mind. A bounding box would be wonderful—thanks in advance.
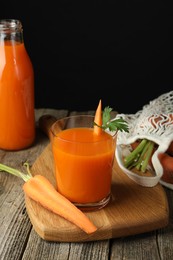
[158,153,173,184]
[94,99,102,135]
[149,113,173,127]
[167,141,173,156]
[0,162,97,234]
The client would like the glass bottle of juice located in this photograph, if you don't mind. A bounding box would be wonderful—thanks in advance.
[0,19,35,150]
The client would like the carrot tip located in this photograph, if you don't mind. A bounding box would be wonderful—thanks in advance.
[94,99,102,135]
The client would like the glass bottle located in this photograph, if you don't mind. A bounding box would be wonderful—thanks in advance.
[0,19,35,150]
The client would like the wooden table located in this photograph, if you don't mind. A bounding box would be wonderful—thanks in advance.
[0,108,173,260]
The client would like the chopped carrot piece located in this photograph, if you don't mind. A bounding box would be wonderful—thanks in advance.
[94,99,102,135]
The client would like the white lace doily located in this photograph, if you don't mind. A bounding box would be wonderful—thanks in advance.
[114,90,173,189]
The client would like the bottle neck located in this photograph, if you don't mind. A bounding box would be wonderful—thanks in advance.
[0,19,23,43]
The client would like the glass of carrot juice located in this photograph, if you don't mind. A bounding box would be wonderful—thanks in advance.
[50,115,116,211]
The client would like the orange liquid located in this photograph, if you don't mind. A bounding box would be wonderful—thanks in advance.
[52,128,115,204]
[0,41,35,150]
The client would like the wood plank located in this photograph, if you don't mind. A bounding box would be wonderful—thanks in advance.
[111,232,161,260]
[157,188,173,259]
[0,109,69,259]
[22,229,109,260]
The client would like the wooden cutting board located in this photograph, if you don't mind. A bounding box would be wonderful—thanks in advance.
[25,142,169,242]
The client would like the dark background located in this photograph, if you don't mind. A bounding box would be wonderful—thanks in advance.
[1,1,173,114]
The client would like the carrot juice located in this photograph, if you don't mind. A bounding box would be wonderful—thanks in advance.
[0,20,35,150]
[51,115,116,211]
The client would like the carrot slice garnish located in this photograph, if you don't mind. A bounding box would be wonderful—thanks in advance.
[94,99,102,135]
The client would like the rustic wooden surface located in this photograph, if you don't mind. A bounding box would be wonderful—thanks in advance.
[0,108,173,260]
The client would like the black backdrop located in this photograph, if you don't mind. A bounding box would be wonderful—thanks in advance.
[1,1,173,114]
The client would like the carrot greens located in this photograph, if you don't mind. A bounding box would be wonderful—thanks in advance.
[94,106,129,133]
[0,162,31,181]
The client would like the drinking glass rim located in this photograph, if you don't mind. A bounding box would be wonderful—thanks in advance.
[50,114,116,143]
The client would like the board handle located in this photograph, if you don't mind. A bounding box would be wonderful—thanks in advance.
[39,115,57,140]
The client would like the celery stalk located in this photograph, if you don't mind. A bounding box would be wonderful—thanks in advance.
[124,139,155,173]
